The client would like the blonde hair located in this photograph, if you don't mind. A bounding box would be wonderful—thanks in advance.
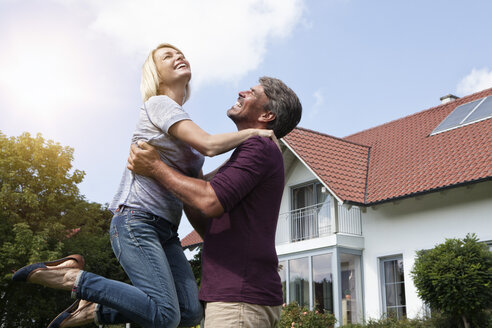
[140,43,191,103]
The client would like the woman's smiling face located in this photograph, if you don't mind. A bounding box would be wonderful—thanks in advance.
[154,46,191,87]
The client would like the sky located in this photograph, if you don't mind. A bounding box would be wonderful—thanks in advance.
[1,0,492,240]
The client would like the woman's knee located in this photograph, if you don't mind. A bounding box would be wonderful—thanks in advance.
[156,307,181,328]
[180,300,203,326]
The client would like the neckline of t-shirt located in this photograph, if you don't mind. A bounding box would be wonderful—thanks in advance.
[147,95,181,108]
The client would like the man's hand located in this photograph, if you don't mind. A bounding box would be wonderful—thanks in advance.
[127,140,224,218]
[127,141,160,177]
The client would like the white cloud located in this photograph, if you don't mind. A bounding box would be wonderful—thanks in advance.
[0,0,305,134]
[456,67,492,95]
[60,0,305,87]
[308,88,325,118]
[313,89,325,107]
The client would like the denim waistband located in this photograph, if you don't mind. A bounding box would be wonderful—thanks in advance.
[115,205,178,231]
[115,204,131,213]
[115,205,145,214]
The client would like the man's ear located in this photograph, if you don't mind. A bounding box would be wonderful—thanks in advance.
[258,111,276,123]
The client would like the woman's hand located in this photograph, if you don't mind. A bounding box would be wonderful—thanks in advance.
[252,129,281,150]
[254,129,274,139]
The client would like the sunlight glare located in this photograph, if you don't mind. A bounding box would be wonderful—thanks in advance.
[0,32,86,121]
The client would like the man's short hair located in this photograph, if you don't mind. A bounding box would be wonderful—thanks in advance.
[259,77,302,139]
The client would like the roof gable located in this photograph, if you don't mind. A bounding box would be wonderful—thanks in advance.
[282,128,370,204]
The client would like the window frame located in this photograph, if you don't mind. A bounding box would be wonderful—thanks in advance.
[290,180,327,211]
[278,247,364,324]
[289,180,330,241]
[379,255,407,320]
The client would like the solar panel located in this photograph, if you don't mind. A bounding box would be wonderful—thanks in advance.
[431,98,482,135]
[462,96,492,124]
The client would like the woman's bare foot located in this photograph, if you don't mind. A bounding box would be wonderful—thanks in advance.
[61,300,96,327]
[28,259,80,290]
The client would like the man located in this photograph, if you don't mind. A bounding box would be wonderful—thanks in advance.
[128,76,302,328]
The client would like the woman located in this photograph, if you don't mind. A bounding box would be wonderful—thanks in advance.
[13,43,275,328]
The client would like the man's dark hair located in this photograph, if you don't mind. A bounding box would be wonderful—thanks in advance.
[259,76,302,139]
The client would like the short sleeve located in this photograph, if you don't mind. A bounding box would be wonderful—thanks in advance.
[210,137,275,212]
[146,96,191,133]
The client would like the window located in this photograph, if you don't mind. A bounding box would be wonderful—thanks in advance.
[279,261,287,304]
[312,253,334,313]
[281,250,363,324]
[380,256,406,319]
[289,257,310,307]
[431,96,492,135]
[291,182,330,241]
[341,253,362,325]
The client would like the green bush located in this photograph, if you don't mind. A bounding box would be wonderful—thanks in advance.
[278,305,491,327]
[411,233,492,328]
[341,311,492,328]
[344,317,433,327]
[279,302,336,328]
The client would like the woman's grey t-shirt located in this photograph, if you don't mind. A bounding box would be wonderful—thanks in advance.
[110,95,204,227]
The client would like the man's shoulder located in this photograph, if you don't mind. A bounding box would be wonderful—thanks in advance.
[240,135,280,152]
[235,136,283,169]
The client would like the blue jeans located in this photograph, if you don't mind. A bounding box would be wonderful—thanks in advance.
[73,207,203,328]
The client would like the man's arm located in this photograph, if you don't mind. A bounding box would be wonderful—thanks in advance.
[127,142,224,218]
[183,205,209,239]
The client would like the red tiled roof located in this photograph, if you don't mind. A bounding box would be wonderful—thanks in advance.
[345,87,492,203]
[181,230,202,248]
[283,128,370,204]
[285,87,492,205]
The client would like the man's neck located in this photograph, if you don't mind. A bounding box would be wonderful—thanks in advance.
[235,122,268,131]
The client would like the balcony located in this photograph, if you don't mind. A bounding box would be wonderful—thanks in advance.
[275,203,362,245]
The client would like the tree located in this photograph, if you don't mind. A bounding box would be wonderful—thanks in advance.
[411,233,492,328]
[188,247,202,287]
[0,132,127,327]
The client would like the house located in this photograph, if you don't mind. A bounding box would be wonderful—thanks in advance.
[182,87,492,326]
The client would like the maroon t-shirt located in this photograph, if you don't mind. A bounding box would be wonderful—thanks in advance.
[199,136,284,306]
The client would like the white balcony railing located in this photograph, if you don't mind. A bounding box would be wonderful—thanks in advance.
[276,203,362,245]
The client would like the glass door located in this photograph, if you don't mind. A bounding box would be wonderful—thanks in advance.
[291,182,330,241]
[340,253,362,324]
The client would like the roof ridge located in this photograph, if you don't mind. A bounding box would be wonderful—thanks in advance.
[344,86,492,139]
[363,147,371,204]
[292,126,371,149]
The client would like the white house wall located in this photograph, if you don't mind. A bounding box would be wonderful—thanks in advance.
[278,152,492,322]
[362,180,492,320]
